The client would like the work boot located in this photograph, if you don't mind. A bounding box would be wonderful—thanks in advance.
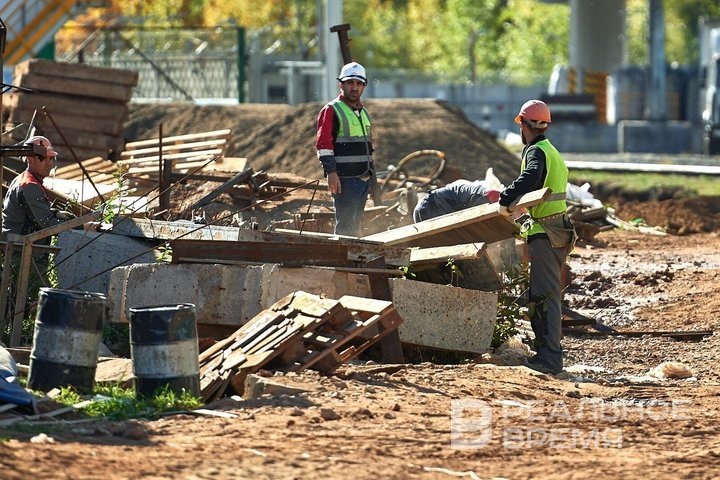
[523,356,562,375]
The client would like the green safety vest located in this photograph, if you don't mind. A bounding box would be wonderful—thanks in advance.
[521,138,568,238]
[330,99,373,177]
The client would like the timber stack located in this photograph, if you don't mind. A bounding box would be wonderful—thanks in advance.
[4,59,138,162]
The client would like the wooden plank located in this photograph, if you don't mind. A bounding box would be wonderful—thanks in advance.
[28,126,123,151]
[362,188,551,247]
[170,239,350,268]
[124,130,232,149]
[121,138,228,158]
[8,106,125,135]
[17,72,134,102]
[3,92,129,120]
[190,168,254,210]
[14,59,139,86]
[121,149,223,166]
[365,257,404,363]
[337,295,394,315]
[409,243,487,266]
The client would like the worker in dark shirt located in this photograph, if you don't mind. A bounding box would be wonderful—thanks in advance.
[413,179,500,222]
[498,100,576,376]
[2,135,73,240]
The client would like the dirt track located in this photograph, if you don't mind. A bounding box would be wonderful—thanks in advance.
[1,230,719,479]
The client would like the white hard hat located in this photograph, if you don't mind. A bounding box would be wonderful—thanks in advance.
[337,62,367,84]
[26,135,58,158]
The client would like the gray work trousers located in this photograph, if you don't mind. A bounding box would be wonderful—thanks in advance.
[528,235,569,372]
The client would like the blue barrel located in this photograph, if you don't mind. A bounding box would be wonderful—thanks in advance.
[28,288,107,393]
[129,303,200,397]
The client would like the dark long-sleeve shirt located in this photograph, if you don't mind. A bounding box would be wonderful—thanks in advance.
[499,135,548,207]
[2,170,63,238]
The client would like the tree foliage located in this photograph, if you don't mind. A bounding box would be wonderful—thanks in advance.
[59,0,720,84]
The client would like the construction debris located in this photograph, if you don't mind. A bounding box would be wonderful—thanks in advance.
[198,291,404,401]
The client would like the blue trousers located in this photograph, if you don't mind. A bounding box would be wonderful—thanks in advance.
[333,177,370,237]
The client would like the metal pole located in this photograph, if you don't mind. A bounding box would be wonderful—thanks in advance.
[647,0,667,121]
[236,26,246,103]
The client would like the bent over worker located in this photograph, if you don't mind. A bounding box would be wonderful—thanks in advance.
[497,100,576,376]
[316,62,374,236]
[413,179,500,222]
[2,135,74,240]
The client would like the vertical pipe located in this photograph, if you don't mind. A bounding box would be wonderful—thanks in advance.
[325,0,343,100]
[236,26,245,103]
[647,0,667,121]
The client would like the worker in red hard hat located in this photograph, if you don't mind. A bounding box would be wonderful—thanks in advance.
[2,136,74,239]
[316,62,374,236]
[497,99,577,376]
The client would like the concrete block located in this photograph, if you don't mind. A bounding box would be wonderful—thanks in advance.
[392,278,497,354]
[243,374,310,399]
[108,263,266,325]
[56,229,158,294]
[260,265,370,309]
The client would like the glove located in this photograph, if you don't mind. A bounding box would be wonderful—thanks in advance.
[54,210,75,220]
[497,204,513,216]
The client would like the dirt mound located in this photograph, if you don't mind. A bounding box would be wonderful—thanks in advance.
[124,99,520,184]
[611,196,720,234]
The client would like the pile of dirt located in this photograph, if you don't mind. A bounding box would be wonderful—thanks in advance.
[611,196,720,234]
[124,99,521,184]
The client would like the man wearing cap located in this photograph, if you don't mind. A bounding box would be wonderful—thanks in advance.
[2,136,74,240]
[498,100,576,376]
[316,62,374,236]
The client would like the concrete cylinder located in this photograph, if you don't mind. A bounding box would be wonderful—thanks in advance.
[28,288,107,393]
[129,303,200,398]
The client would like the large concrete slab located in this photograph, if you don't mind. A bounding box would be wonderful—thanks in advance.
[56,229,158,294]
[107,263,497,353]
[108,263,267,326]
[391,278,496,354]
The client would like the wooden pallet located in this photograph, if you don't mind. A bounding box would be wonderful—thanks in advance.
[198,291,404,401]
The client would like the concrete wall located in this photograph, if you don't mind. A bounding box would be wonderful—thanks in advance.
[107,262,497,353]
[56,230,158,295]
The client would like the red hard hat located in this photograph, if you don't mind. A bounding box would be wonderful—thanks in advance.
[27,135,58,157]
[514,99,551,126]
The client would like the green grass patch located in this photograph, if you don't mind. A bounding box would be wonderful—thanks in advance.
[569,171,719,197]
[52,384,203,421]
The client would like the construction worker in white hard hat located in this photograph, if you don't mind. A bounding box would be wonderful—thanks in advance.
[497,99,576,376]
[315,62,374,236]
[2,135,74,240]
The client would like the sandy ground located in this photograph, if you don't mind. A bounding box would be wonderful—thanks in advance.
[1,229,719,479]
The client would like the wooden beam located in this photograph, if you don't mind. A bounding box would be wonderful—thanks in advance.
[170,239,351,267]
[124,129,231,149]
[190,167,254,210]
[362,188,550,247]
[409,242,486,266]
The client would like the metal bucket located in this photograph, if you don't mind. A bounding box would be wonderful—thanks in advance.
[129,303,200,398]
[28,288,107,393]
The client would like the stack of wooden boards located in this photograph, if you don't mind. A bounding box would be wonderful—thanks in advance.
[47,129,236,202]
[4,59,138,161]
[199,291,404,401]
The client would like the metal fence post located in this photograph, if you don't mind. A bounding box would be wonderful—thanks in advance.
[237,26,245,103]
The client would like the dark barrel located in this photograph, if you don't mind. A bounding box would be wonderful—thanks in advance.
[129,303,200,397]
[28,288,107,393]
